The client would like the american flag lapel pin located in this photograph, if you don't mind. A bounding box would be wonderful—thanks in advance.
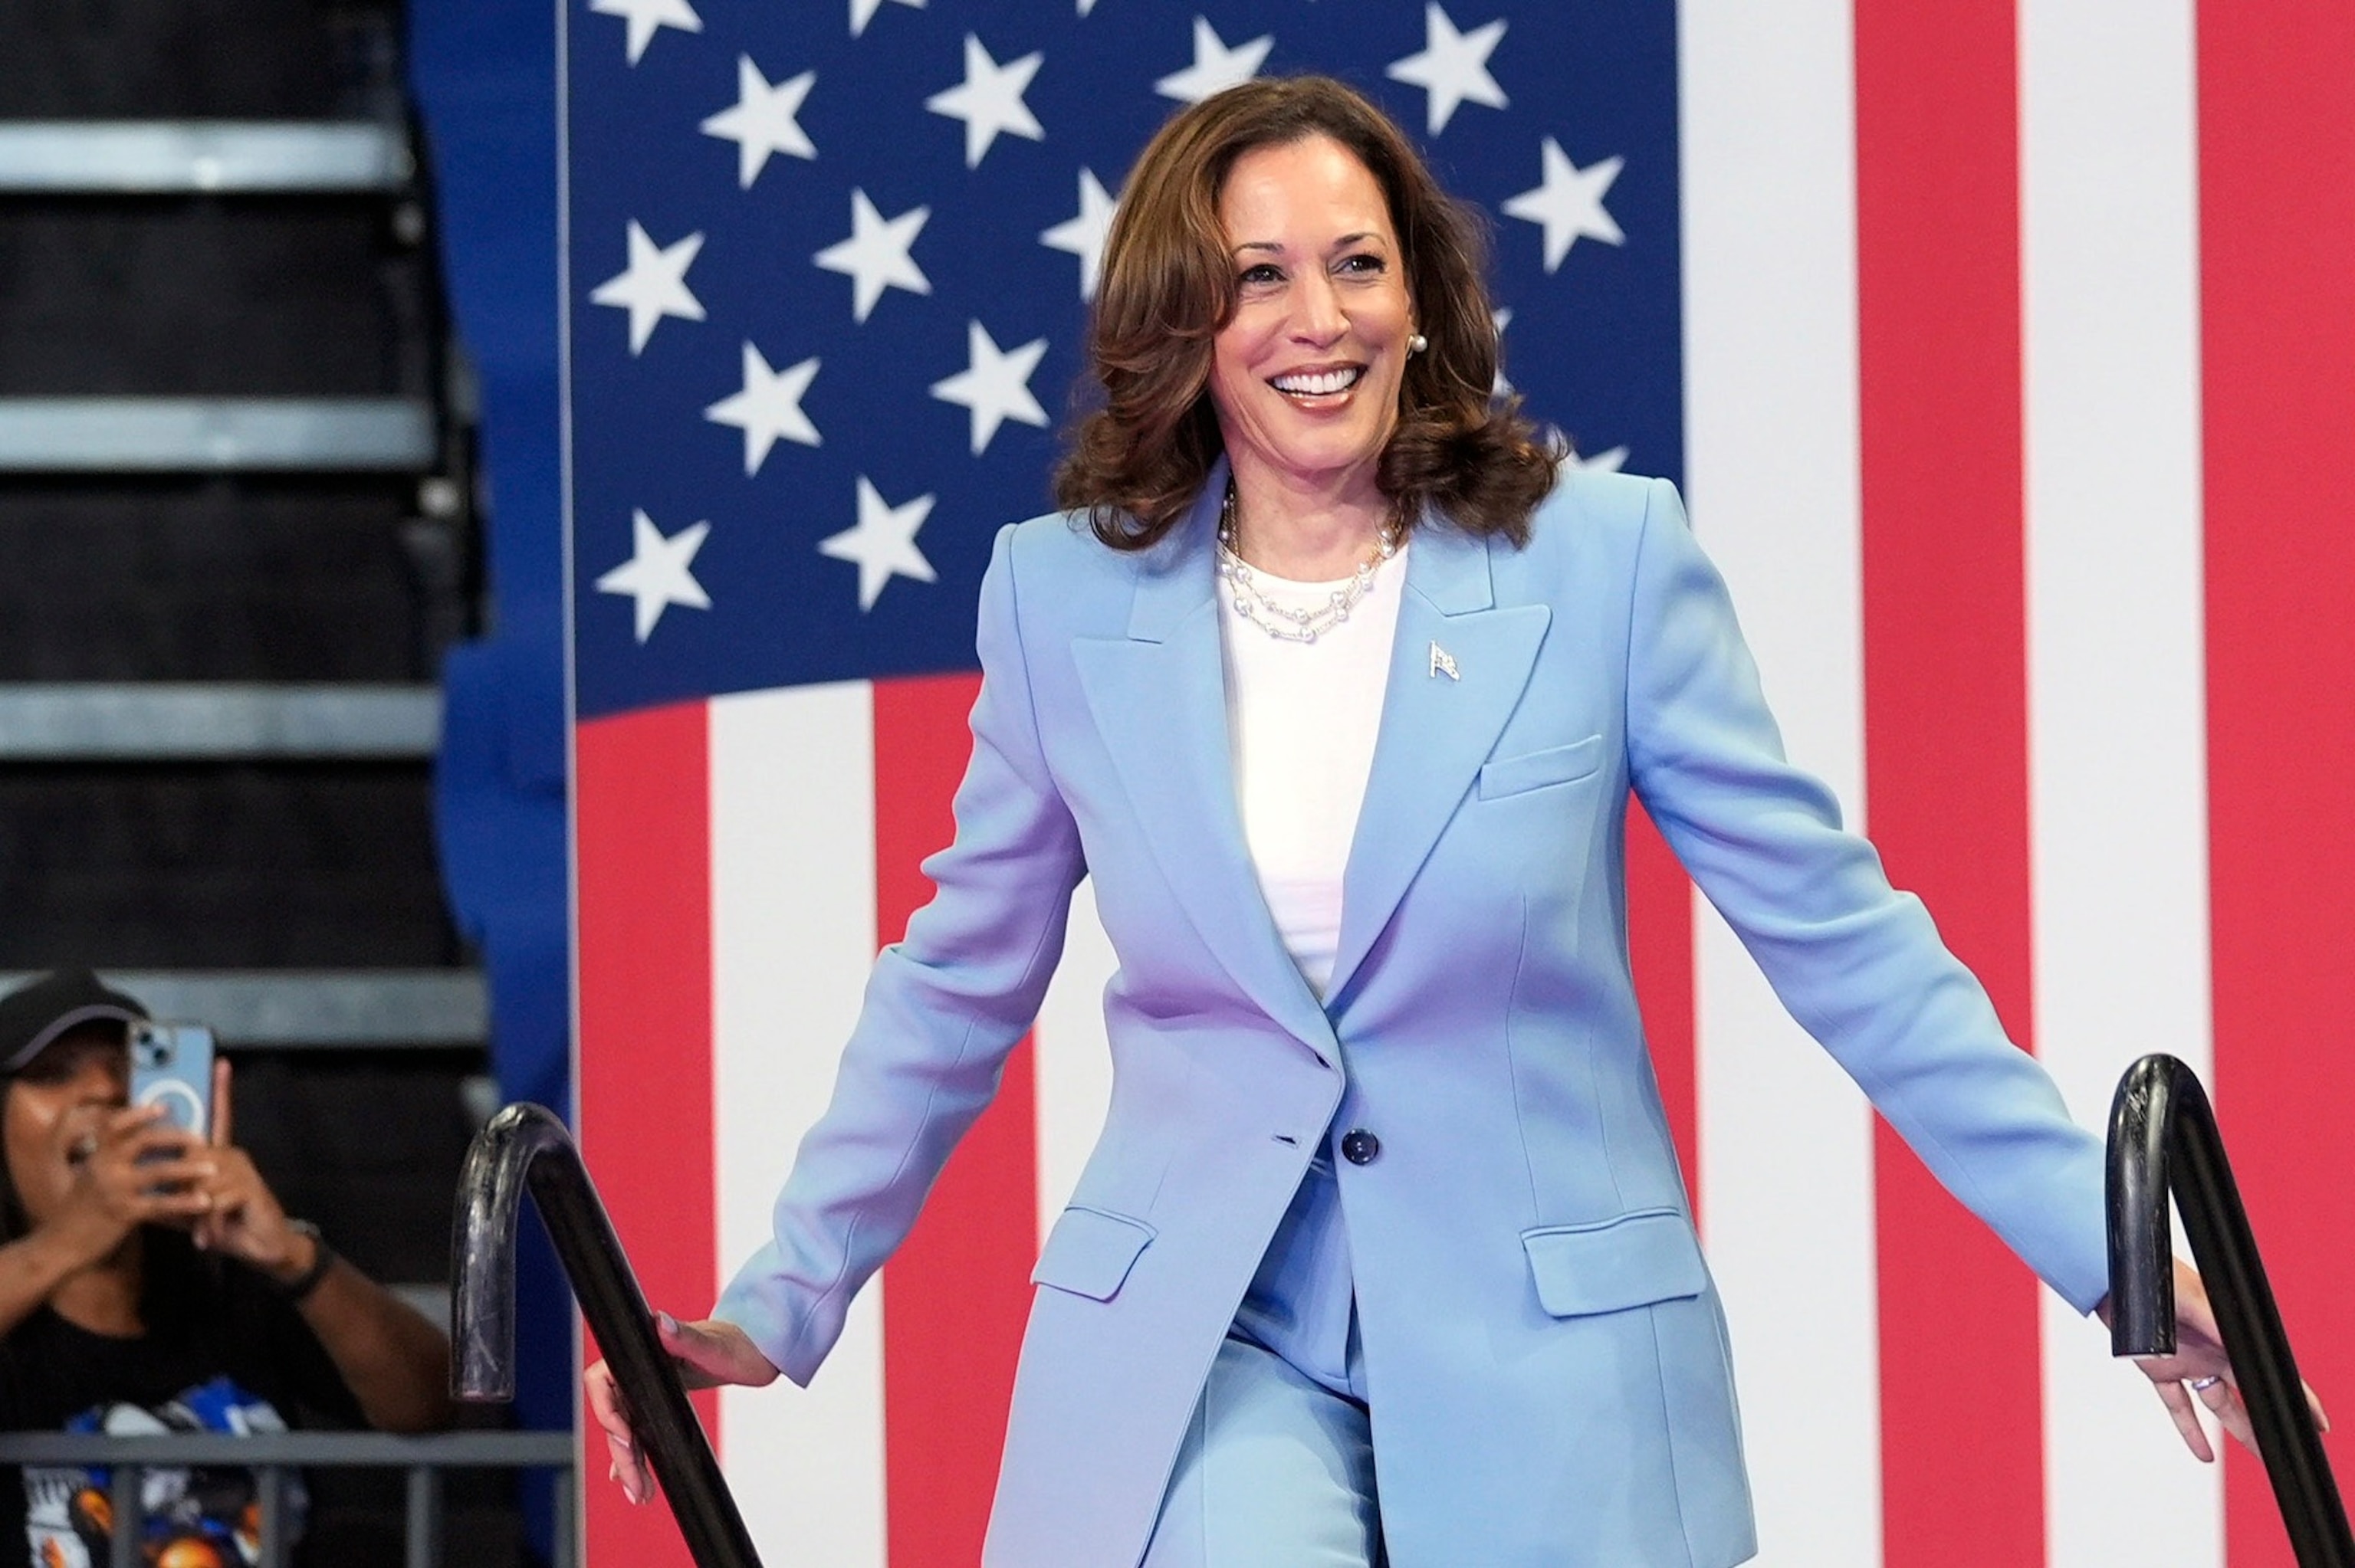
[1429,641,1460,681]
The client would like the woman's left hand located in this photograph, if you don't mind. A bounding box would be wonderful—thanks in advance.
[186,1059,311,1284]
[2110,1257,2330,1462]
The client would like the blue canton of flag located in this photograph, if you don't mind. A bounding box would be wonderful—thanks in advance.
[567,0,1680,720]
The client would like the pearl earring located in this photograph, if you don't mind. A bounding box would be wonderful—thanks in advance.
[1407,333,1429,355]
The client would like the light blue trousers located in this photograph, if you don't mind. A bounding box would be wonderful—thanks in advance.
[1139,1334,1384,1568]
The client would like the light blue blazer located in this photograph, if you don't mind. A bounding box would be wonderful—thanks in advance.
[715,465,2110,1567]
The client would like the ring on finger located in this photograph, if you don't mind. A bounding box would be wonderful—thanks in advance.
[2189,1374,2225,1393]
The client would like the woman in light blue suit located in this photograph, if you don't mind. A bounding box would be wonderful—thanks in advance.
[590,77,2263,1566]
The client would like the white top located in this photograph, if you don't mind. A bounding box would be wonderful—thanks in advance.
[1217,542,1407,998]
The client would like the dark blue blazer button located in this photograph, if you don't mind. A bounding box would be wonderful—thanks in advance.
[1340,1128,1381,1166]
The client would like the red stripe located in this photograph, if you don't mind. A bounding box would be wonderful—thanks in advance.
[576,701,718,1568]
[875,674,1040,1568]
[2198,3,2355,1558]
[1625,796,1698,1214]
[1854,4,2047,1563]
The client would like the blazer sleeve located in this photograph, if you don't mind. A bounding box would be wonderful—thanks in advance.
[1621,477,2110,1314]
[714,522,1087,1383]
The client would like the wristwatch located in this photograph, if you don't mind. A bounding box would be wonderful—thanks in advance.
[270,1219,336,1301]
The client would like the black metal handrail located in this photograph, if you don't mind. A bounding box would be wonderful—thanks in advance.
[2107,1053,2351,1566]
[451,1102,763,1568]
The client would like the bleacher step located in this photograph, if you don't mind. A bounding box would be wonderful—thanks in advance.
[0,121,411,194]
[0,967,486,1046]
[0,397,436,471]
[0,681,439,759]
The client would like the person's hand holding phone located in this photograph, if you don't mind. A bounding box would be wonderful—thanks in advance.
[186,1058,320,1289]
[44,1101,215,1271]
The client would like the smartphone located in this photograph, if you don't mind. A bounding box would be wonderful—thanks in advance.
[127,1021,215,1141]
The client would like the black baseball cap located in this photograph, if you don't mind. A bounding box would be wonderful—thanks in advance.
[0,970,147,1074]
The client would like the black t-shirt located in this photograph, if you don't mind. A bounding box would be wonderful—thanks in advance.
[0,1229,365,1565]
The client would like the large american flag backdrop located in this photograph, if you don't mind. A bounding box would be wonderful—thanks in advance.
[563,0,2355,1563]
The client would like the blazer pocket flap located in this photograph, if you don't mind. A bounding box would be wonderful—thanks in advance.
[1480,734,1605,799]
[1032,1206,1157,1301]
[1521,1208,1706,1317]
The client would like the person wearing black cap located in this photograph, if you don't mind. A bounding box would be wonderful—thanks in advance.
[0,970,454,1565]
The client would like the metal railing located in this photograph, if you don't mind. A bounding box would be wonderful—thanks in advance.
[0,1429,572,1568]
[2107,1052,2353,1566]
[452,1103,762,1568]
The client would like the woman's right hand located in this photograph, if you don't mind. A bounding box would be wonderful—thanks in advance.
[45,1105,215,1268]
[586,1313,779,1504]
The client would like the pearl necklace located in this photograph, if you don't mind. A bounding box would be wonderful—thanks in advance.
[1215,484,1401,645]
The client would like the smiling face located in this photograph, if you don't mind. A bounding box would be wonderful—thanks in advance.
[4,1026,128,1229]
[1207,134,1415,507]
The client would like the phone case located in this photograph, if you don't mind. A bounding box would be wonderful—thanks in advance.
[128,1021,215,1138]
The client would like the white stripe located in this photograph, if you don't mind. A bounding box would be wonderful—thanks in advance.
[1036,876,1118,1238]
[2018,3,2223,1563]
[1677,4,1883,1563]
[710,683,890,1566]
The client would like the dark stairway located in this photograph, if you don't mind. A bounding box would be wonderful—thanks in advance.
[0,2,517,1559]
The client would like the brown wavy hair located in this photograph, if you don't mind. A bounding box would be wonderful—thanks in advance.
[1053,75,1561,551]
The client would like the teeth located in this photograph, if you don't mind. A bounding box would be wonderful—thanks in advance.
[1272,367,1361,395]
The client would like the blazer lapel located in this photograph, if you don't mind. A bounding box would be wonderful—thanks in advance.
[1326,520,1550,1003]
[1072,467,1335,1061]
